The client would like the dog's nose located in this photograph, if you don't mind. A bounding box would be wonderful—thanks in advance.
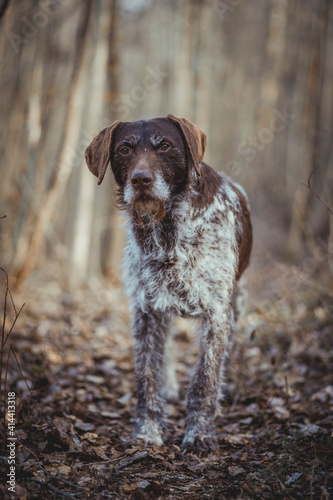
[131,170,153,189]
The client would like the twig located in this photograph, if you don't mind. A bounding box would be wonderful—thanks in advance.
[0,267,28,440]
[7,283,18,317]
[1,453,86,498]
[3,302,25,346]
[4,342,13,406]
[301,171,333,215]
[80,455,127,466]
[36,465,87,490]
[22,446,87,490]
[27,478,83,498]
[0,215,6,220]
[0,268,9,430]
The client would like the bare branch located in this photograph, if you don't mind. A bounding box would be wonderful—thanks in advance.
[22,447,87,491]
[3,302,25,346]
[1,452,86,498]
[0,267,28,427]
[301,171,333,216]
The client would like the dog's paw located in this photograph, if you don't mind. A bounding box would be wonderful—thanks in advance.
[127,419,164,448]
[181,433,218,454]
[126,433,164,449]
[163,384,179,402]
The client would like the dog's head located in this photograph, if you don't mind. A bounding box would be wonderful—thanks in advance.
[85,115,206,225]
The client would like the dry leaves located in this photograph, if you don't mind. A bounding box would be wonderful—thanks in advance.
[0,273,332,498]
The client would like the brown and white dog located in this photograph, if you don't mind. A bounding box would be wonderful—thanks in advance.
[85,115,252,452]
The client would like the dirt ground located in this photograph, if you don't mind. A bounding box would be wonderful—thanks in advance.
[1,257,332,499]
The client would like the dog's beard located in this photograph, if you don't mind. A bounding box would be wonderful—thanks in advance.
[131,199,166,228]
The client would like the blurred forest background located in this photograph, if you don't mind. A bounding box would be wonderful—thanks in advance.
[0,0,332,293]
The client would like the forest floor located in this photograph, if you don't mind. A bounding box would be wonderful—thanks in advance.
[0,259,332,499]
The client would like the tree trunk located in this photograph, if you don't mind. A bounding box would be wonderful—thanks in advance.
[12,2,93,289]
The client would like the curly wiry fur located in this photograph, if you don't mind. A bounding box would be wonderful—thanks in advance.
[85,115,252,452]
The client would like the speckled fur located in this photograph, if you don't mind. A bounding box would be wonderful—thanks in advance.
[85,116,252,452]
[123,177,249,451]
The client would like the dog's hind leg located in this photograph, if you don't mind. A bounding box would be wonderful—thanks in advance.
[232,275,248,324]
[163,330,179,401]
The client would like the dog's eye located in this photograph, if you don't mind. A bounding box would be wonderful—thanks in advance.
[160,143,170,152]
[119,146,131,155]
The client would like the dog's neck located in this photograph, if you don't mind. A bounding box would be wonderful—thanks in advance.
[126,193,192,255]
[122,163,223,254]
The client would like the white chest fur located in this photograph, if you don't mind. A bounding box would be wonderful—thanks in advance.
[123,187,239,318]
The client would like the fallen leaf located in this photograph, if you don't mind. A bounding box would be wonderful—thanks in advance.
[228,466,245,476]
[119,450,149,467]
[137,479,150,489]
[285,472,303,484]
[74,422,95,431]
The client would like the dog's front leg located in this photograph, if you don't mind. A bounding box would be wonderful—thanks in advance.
[182,311,231,453]
[128,308,169,447]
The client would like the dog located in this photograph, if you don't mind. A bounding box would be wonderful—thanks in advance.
[85,115,252,452]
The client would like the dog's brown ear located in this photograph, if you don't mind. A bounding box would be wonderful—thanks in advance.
[167,114,207,176]
[85,121,121,185]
